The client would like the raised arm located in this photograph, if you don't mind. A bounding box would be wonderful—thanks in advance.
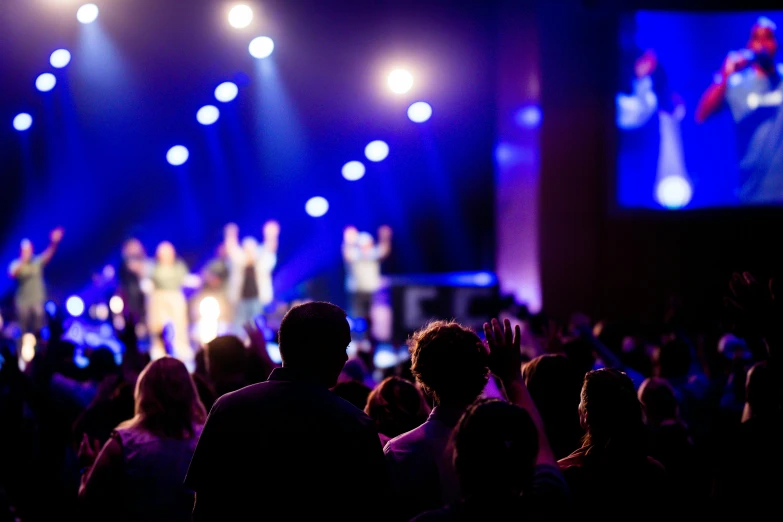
[695,50,749,123]
[40,227,64,265]
[223,223,241,258]
[484,317,557,468]
[376,225,392,260]
[262,220,280,255]
[342,226,359,263]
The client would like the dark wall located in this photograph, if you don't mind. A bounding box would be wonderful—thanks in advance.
[538,0,783,328]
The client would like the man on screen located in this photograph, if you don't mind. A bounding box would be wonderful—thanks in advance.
[695,16,783,203]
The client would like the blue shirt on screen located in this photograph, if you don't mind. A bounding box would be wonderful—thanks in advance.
[724,64,783,203]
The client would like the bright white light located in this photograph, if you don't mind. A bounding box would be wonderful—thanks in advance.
[266,342,282,364]
[407,101,432,123]
[364,140,389,162]
[249,36,274,59]
[342,161,366,181]
[199,297,220,320]
[214,82,238,103]
[374,345,398,369]
[95,303,109,321]
[197,105,220,125]
[35,73,56,92]
[388,69,413,94]
[76,3,99,24]
[305,196,329,218]
[228,4,253,29]
[655,176,693,209]
[50,49,72,69]
[66,296,85,317]
[21,334,37,363]
[166,145,189,166]
[13,113,32,132]
[109,295,124,315]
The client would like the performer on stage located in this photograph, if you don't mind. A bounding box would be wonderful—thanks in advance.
[8,227,64,334]
[223,220,280,334]
[695,16,783,203]
[117,237,149,324]
[147,241,193,368]
[342,224,392,322]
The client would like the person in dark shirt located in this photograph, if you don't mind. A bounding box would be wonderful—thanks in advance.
[185,301,390,521]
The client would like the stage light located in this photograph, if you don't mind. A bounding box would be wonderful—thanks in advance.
[13,113,32,132]
[102,264,115,279]
[50,49,72,69]
[214,81,238,102]
[305,196,329,218]
[266,342,282,364]
[198,296,220,344]
[514,105,542,129]
[95,303,109,321]
[166,145,189,166]
[21,334,36,364]
[228,4,253,29]
[77,3,99,24]
[388,69,413,94]
[407,101,432,123]
[342,161,366,181]
[109,295,124,315]
[44,300,57,316]
[364,140,389,162]
[249,36,274,59]
[374,343,399,369]
[656,176,692,209]
[66,296,85,317]
[199,297,220,320]
[197,105,220,125]
[35,73,56,92]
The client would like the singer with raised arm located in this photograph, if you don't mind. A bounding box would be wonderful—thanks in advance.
[342,225,392,323]
[8,227,64,335]
[695,16,783,203]
[223,220,280,336]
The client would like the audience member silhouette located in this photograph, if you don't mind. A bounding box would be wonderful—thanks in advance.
[185,301,390,521]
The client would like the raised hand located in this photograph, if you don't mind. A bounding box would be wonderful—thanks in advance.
[263,220,280,237]
[224,223,239,238]
[343,226,358,244]
[77,433,103,470]
[50,227,64,243]
[483,317,522,383]
[378,225,392,241]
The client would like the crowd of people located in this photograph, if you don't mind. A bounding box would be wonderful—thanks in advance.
[0,268,781,521]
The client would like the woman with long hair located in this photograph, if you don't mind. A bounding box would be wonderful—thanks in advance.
[558,368,673,519]
[78,356,206,522]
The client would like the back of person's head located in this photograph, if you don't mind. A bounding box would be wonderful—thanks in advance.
[580,368,646,460]
[365,376,430,439]
[133,356,206,439]
[654,338,692,379]
[88,346,120,381]
[408,320,488,407]
[561,336,596,377]
[453,398,539,497]
[205,335,249,397]
[745,361,779,419]
[521,353,583,458]
[638,377,679,427]
[278,302,351,386]
[331,380,372,411]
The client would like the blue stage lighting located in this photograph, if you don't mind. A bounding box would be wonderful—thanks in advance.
[66,296,85,317]
[214,82,238,103]
[166,145,189,166]
[50,49,72,69]
[35,73,56,92]
[13,113,32,132]
[249,36,275,59]
[364,140,389,162]
[407,101,432,123]
[196,105,220,125]
[341,161,366,181]
[305,196,329,217]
